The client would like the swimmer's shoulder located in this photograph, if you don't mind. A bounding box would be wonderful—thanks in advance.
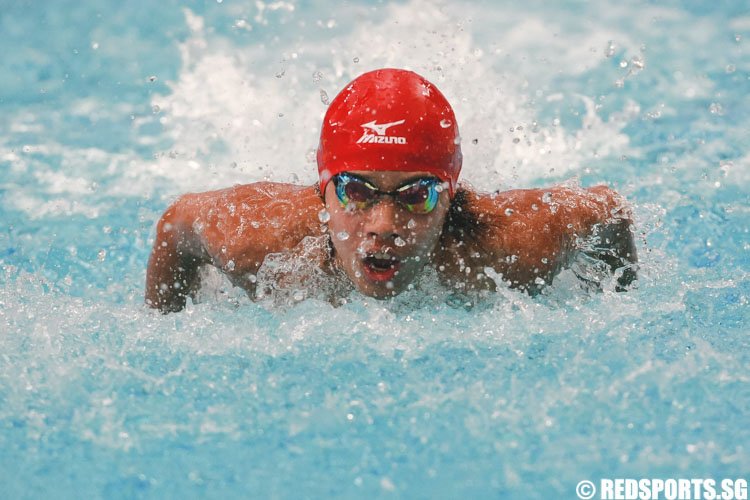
[463,184,628,248]
[436,187,562,289]
[176,182,320,211]
[174,182,323,223]
[452,184,629,289]
[165,182,325,272]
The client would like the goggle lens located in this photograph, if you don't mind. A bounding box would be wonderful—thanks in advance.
[396,180,439,213]
[333,174,440,214]
[343,178,375,204]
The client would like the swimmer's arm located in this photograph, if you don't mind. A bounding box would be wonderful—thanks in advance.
[145,194,210,313]
[569,185,638,290]
[471,185,637,291]
[145,183,326,313]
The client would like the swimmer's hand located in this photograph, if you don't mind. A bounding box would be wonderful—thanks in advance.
[144,197,207,313]
[145,183,324,313]
[568,185,638,291]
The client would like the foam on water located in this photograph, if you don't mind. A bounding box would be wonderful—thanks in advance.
[1,0,748,497]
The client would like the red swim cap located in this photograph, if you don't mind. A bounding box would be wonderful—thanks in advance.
[317,69,462,197]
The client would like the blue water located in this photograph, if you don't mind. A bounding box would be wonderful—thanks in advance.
[1,0,748,498]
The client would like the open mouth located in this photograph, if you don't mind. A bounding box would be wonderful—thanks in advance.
[362,252,400,282]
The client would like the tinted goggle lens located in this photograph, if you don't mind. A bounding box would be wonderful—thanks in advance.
[397,180,438,212]
[334,174,440,214]
[343,178,374,204]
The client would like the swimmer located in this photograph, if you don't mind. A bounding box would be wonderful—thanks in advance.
[146,69,637,312]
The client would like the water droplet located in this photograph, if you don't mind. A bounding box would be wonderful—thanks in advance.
[102,226,111,234]
[353,57,360,63]
[320,89,330,105]
[91,42,99,50]
[541,257,548,264]
[22,145,31,153]
[504,208,515,216]
[631,55,644,69]
[251,221,260,228]
[97,250,106,261]
[725,64,736,74]
[532,204,539,211]
[318,209,330,223]
[276,69,285,78]
[734,34,741,42]
[512,138,520,144]
[336,231,350,241]
[534,277,546,285]
[605,40,615,58]
[312,71,323,82]
[151,105,161,114]
[394,236,406,247]
[440,119,452,128]
[472,138,478,144]
[293,290,305,301]
[221,246,227,253]
[247,273,257,283]
[226,260,235,270]
[453,135,461,145]
[709,103,724,115]
[306,148,317,163]
[542,192,553,203]
[407,219,416,229]
[435,183,445,193]
[148,75,157,82]
[619,60,628,68]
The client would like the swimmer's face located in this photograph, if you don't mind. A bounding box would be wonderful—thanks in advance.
[324,170,451,298]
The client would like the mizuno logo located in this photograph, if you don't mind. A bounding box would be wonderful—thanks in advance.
[360,120,405,136]
[357,119,408,144]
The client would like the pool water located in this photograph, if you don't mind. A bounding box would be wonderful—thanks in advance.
[1,0,748,498]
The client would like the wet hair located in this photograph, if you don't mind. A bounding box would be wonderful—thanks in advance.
[441,188,488,246]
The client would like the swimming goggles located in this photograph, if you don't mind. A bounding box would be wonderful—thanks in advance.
[332,172,441,214]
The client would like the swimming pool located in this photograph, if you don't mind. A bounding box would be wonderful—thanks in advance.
[1,0,748,497]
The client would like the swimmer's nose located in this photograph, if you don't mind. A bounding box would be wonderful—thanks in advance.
[364,198,402,242]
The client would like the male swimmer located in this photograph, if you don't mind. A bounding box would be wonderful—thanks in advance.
[146,69,637,313]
